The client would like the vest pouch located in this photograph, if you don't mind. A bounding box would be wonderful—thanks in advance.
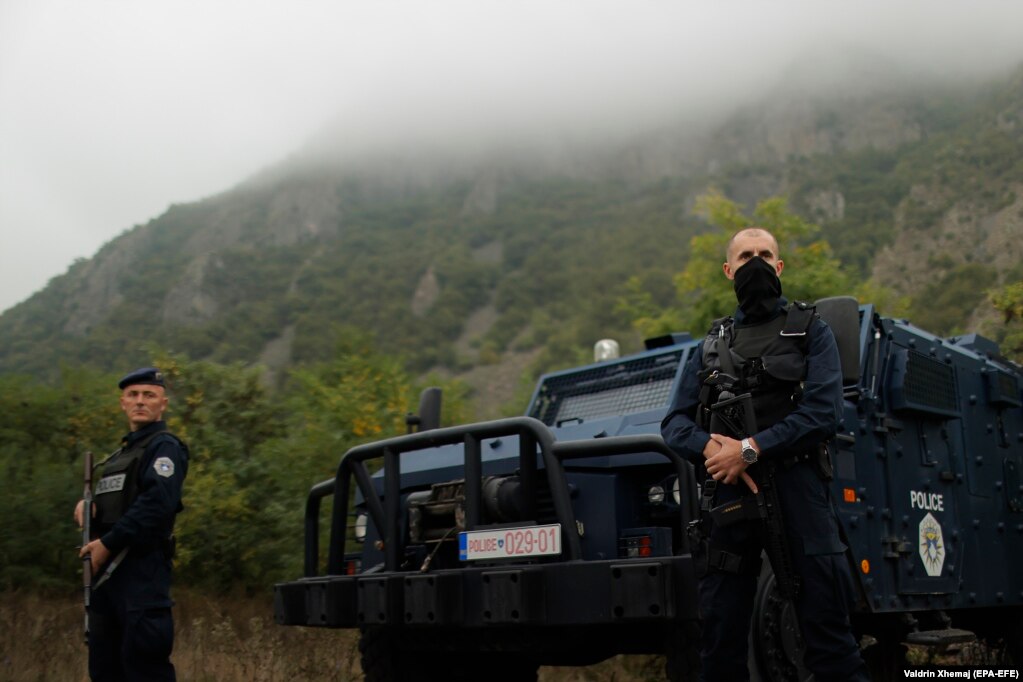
[750,391,798,432]
[815,442,834,481]
[760,352,807,383]
[94,450,143,530]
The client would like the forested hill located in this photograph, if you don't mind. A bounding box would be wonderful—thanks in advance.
[2,61,1021,403]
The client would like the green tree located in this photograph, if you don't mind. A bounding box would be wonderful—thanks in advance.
[0,366,120,590]
[626,191,855,338]
[908,264,998,335]
[147,352,287,592]
[0,330,475,593]
[989,280,1023,361]
[255,329,470,579]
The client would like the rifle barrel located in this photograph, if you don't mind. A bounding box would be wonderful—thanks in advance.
[82,451,94,643]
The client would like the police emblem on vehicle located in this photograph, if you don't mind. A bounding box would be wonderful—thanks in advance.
[918,512,945,577]
[154,457,175,477]
[95,474,126,495]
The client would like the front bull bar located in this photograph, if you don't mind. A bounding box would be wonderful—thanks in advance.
[301,417,697,578]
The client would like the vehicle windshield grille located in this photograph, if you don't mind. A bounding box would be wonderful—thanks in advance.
[529,351,683,426]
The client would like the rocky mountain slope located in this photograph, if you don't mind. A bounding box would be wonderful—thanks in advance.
[2,60,1020,413]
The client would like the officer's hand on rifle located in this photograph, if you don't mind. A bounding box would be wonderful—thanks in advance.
[74,499,96,529]
[705,434,759,494]
[80,538,110,574]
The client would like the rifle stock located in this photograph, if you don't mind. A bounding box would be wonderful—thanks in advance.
[756,461,801,599]
[82,450,93,644]
[710,393,801,599]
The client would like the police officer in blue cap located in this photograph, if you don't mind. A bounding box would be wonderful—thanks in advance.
[662,228,868,681]
[75,367,189,681]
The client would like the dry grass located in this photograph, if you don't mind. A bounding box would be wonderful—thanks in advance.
[173,591,362,682]
[0,590,90,682]
[0,589,666,681]
[542,656,666,681]
[29,588,1016,681]
[0,589,361,682]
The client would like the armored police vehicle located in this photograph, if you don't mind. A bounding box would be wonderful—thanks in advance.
[274,297,1023,680]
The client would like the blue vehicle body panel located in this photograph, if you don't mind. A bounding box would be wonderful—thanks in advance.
[279,302,1022,652]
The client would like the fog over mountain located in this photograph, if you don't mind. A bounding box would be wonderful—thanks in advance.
[3,0,1023,313]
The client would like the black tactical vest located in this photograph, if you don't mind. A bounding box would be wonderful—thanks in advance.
[697,303,815,433]
[93,430,172,533]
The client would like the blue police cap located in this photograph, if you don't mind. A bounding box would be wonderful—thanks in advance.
[118,367,166,390]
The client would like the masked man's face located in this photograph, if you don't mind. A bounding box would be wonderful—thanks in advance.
[723,231,783,281]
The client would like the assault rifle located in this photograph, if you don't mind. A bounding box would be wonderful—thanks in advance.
[706,380,801,599]
[82,450,94,643]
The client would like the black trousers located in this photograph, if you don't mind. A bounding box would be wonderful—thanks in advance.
[88,549,176,682]
[697,463,869,682]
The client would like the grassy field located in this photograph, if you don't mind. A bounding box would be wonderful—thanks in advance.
[8,589,1019,680]
[0,589,666,681]
[1,589,362,682]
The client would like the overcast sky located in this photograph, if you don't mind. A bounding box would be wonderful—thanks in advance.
[3,1,1023,314]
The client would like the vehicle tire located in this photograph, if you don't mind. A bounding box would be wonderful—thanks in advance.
[860,634,907,681]
[664,621,701,681]
[976,611,1023,667]
[359,626,539,682]
[1007,616,1023,666]
[749,561,811,682]
[456,654,539,682]
[359,626,429,682]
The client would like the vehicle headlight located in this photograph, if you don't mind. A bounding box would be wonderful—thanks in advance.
[647,485,665,505]
[354,512,368,543]
[672,476,681,505]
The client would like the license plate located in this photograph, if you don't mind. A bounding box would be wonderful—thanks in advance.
[459,524,561,561]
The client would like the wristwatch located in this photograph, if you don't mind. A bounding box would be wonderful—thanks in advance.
[741,438,759,465]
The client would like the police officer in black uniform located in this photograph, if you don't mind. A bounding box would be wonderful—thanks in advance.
[76,367,188,682]
[661,228,868,681]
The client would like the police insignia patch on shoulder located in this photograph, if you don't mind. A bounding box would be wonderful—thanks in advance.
[154,456,175,477]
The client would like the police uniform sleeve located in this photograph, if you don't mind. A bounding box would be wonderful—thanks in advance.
[100,437,188,555]
[660,345,711,463]
[753,318,843,457]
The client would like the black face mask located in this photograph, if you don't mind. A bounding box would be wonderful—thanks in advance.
[733,256,782,319]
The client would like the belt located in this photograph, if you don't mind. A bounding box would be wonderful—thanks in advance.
[779,450,814,469]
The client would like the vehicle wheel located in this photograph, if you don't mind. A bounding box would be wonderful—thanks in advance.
[973,611,1023,666]
[1007,616,1023,665]
[359,626,429,682]
[458,654,539,682]
[359,626,539,682]
[860,634,907,681]
[749,561,811,682]
[664,621,701,681]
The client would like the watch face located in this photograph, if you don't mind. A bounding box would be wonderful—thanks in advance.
[742,447,757,464]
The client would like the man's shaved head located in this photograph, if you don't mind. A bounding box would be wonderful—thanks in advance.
[722,227,784,281]
[726,227,779,261]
